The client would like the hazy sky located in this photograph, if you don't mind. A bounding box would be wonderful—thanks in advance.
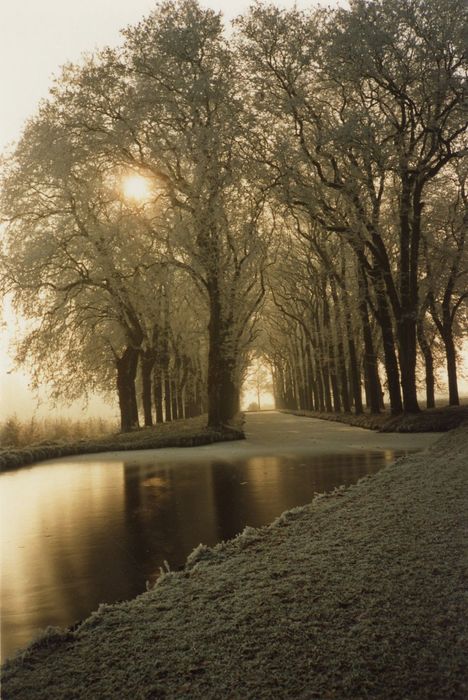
[0,0,319,151]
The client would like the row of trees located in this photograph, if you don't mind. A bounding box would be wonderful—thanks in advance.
[239,0,467,414]
[263,173,466,416]
[1,0,467,429]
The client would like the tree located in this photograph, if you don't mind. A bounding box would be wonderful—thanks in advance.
[0,103,170,430]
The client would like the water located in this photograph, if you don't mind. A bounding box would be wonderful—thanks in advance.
[1,449,405,661]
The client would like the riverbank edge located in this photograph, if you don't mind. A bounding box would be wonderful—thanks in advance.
[2,426,467,698]
[0,420,245,472]
[281,405,468,432]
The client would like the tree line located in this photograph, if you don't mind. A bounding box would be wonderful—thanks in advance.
[1,0,466,430]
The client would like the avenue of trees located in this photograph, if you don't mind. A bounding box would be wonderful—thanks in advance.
[1,0,467,430]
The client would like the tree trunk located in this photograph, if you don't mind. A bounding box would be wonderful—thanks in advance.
[357,268,381,414]
[417,319,435,409]
[442,327,460,406]
[207,291,239,427]
[329,282,350,412]
[305,343,319,411]
[171,378,179,420]
[375,282,403,415]
[153,367,164,423]
[342,298,362,414]
[329,342,341,412]
[116,346,140,432]
[313,314,332,412]
[397,318,420,413]
[395,176,421,413]
[164,371,172,422]
[140,351,155,427]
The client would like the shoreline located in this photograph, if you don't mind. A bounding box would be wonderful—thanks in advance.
[280,405,468,433]
[0,416,245,472]
[3,404,467,473]
[2,425,467,698]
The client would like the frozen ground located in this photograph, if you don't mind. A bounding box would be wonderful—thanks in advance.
[66,410,442,464]
[2,419,466,699]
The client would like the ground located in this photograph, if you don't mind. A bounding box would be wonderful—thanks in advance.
[2,414,467,699]
[52,410,442,466]
[3,403,466,471]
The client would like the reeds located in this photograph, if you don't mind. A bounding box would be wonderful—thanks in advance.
[0,415,117,448]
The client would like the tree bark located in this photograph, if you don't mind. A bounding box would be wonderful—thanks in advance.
[374,279,403,415]
[153,367,164,423]
[416,319,435,409]
[397,318,420,413]
[164,371,172,422]
[357,267,381,414]
[207,290,239,427]
[442,328,460,406]
[140,351,155,427]
[116,346,140,432]
[171,378,179,420]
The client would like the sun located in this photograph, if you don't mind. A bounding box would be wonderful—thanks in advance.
[121,174,152,202]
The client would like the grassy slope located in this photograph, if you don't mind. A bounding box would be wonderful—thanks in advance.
[0,415,245,472]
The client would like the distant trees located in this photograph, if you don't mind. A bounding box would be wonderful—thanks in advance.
[1,0,466,427]
[242,356,273,410]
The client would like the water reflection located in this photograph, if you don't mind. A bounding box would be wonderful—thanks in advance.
[1,449,405,661]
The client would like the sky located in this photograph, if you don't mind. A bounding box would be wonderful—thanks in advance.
[0,0,323,151]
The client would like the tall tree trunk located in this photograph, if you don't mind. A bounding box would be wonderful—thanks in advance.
[314,313,332,412]
[207,290,239,427]
[341,296,363,414]
[322,295,341,412]
[417,319,435,409]
[329,343,341,412]
[116,346,140,432]
[153,367,164,423]
[330,285,351,413]
[394,176,421,413]
[357,267,381,414]
[171,378,179,420]
[140,351,155,427]
[374,279,403,415]
[302,343,313,410]
[397,319,420,413]
[442,327,460,406]
[164,370,172,422]
[313,350,325,411]
[285,362,297,409]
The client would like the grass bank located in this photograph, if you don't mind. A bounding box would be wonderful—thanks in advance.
[2,426,466,698]
[0,415,245,472]
[282,404,468,432]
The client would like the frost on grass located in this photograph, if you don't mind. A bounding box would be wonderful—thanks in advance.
[2,427,467,699]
